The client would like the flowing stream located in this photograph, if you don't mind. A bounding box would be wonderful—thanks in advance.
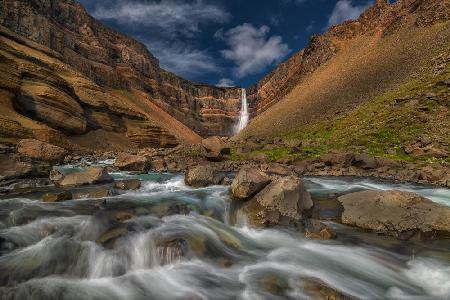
[0,166,449,299]
[235,88,249,133]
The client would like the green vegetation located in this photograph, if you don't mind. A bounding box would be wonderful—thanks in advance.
[234,48,450,164]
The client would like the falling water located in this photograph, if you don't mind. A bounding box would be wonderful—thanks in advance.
[235,88,249,133]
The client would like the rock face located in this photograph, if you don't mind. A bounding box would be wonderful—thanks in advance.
[0,0,241,147]
[17,139,67,163]
[238,176,313,227]
[57,167,114,187]
[184,164,224,187]
[231,167,271,200]
[338,190,450,239]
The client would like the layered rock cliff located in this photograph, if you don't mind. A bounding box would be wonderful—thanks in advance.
[0,0,241,152]
[247,0,450,116]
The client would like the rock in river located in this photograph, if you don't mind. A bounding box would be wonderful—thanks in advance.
[57,167,114,187]
[231,166,271,200]
[236,176,313,227]
[338,190,450,239]
[185,164,224,187]
[114,153,148,172]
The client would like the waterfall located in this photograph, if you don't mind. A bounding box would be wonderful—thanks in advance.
[235,88,249,133]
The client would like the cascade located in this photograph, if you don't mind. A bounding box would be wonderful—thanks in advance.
[235,88,249,133]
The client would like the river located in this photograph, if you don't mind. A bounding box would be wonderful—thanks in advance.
[0,165,449,299]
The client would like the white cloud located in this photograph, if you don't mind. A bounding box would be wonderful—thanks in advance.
[93,0,230,37]
[216,78,235,87]
[219,23,290,78]
[147,41,221,78]
[327,0,371,27]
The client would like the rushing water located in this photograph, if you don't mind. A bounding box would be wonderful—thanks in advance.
[0,168,449,300]
[235,88,249,133]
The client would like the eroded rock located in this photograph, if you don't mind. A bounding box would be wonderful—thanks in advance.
[17,139,67,163]
[58,167,114,187]
[114,153,148,172]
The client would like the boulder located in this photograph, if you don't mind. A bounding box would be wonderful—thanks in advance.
[237,176,313,227]
[17,139,67,163]
[320,151,355,167]
[337,190,450,239]
[114,179,141,190]
[202,136,231,155]
[114,153,148,172]
[185,164,224,187]
[266,164,293,176]
[149,156,166,172]
[0,155,51,180]
[353,154,377,169]
[42,191,73,202]
[58,167,114,187]
[231,166,271,200]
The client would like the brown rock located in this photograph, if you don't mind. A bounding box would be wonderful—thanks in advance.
[231,166,271,200]
[49,169,64,184]
[115,153,148,172]
[202,136,231,155]
[237,176,313,227]
[353,154,377,169]
[114,179,141,190]
[17,139,67,163]
[304,220,337,240]
[185,164,224,187]
[72,188,116,199]
[338,190,450,239]
[42,191,73,202]
[149,157,166,172]
[58,167,114,187]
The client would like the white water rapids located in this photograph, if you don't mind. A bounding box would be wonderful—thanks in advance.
[0,170,449,299]
[235,88,249,134]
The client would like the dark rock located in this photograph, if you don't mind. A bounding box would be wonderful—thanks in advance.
[231,166,271,200]
[353,154,377,169]
[304,220,337,240]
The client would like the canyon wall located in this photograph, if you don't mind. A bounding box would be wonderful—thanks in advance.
[0,0,241,151]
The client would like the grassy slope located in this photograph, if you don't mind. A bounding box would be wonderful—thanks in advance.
[235,23,450,164]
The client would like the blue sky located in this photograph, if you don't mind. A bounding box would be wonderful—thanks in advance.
[78,0,374,87]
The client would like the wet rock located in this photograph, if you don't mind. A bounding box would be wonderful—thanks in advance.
[72,188,116,199]
[114,153,148,172]
[156,239,187,265]
[300,278,353,300]
[237,176,313,227]
[17,139,67,163]
[231,166,271,201]
[338,190,450,239]
[58,167,114,187]
[185,164,224,187]
[304,220,337,240]
[0,158,33,180]
[42,191,73,203]
[114,179,141,190]
[114,211,136,222]
[96,226,128,248]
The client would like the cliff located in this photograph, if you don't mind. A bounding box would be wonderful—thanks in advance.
[0,0,241,152]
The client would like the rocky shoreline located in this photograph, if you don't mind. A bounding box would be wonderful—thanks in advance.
[1,137,449,244]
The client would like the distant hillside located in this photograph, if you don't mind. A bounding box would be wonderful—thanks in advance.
[239,0,450,163]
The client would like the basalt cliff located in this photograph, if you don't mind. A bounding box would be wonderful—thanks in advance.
[0,0,241,152]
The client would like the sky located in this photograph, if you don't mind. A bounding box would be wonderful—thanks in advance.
[78,0,374,88]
